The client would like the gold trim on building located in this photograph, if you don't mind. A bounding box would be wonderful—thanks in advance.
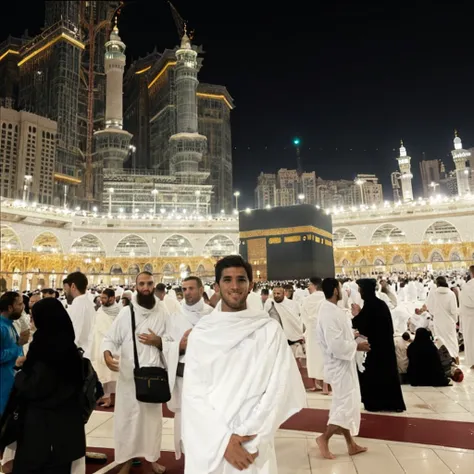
[53,173,82,184]
[240,225,333,241]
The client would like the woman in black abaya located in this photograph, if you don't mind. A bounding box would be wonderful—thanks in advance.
[352,279,406,412]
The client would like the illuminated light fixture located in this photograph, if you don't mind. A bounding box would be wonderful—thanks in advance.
[18,33,85,67]
[135,65,151,75]
[293,137,301,146]
[148,61,177,89]
[196,93,233,109]
[0,49,19,62]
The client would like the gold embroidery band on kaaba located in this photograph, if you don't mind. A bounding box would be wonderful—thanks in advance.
[239,225,333,241]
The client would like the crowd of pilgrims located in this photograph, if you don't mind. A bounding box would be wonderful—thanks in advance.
[0,258,473,473]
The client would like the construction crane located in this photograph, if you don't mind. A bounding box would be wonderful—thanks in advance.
[167,1,194,40]
[80,1,125,205]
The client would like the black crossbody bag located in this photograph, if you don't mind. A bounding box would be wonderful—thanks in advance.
[130,304,171,403]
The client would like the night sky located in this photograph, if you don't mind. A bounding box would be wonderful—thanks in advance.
[2,1,474,207]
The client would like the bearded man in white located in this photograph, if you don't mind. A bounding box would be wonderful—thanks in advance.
[162,276,213,459]
[182,256,306,473]
[92,288,121,407]
[316,278,370,460]
[300,277,328,394]
[102,272,168,474]
[264,286,305,361]
[460,265,474,369]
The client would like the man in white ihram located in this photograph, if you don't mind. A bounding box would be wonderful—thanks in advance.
[182,255,306,473]
[102,271,168,474]
[264,285,305,361]
[300,277,328,393]
[315,278,370,459]
[162,276,213,459]
[460,265,474,369]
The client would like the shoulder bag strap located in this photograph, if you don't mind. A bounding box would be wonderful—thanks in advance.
[130,304,140,370]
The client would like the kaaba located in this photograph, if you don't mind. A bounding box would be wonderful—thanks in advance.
[239,204,334,281]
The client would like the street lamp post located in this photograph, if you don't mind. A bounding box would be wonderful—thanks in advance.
[195,190,201,214]
[151,188,158,216]
[108,187,114,215]
[23,175,32,202]
[355,178,366,205]
[429,181,439,196]
[63,184,69,209]
[233,191,240,212]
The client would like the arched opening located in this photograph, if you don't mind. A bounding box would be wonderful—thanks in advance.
[203,235,236,257]
[371,224,406,245]
[128,264,140,275]
[32,232,63,253]
[143,263,154,273]
[1,225,22,251]
[115,234,151,257]
[333,228,358,247]
[430,251,444,262]
[110,264,123,275]
[71,234,106,257]
[159,235,194,257]
[162,263,175,282]
[423,221,462,244]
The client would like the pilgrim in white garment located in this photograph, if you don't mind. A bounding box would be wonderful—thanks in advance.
[264,286,305,359]
[315,279,370,460]
[162,277,213,459]
[406,280,418,303]
[64,272,95,359]
[426,277,459,360]
[101,272,168,474]
[348,281,363,307]
[181,256,306,474]
[300,279,327,391]
[155,283,181,314]
[460,268,474,367]
[246,288,263,312]
[91,289,120,406]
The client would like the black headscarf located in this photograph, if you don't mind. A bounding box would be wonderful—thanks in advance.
[407,327,450,387]
[356,278,377,300]
[23,298,82,386]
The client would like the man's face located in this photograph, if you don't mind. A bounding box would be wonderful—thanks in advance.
[284,288,294,299]
[182,279,203,306]
[336,283,342,301]
[155,290,165,301]
[273,288,285,303]
[8,296,24,320]
[217,267,250,311]
[136,274,154,296]
[261,293,269,303]
[308,282,316,294]
[100,293,115,307]
[29,294,41,311]
[63,283,73,304]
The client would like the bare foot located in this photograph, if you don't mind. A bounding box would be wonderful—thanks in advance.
[151,462,166,473]
[117,460,133,474]
[316,435,336,459]
[348,444,368,456]
[98,396,112,406]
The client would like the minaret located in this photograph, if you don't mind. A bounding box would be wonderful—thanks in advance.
[168,28,207,180]
[396,140,414,202]
[451,130,471,196]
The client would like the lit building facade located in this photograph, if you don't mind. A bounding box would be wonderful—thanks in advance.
[0,107,57,204]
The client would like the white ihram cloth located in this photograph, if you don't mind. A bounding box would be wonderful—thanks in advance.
[300,291,326,379]
[181,308,306,474]
[101,295,168,464]
[426,287,459,358]
[162,298,213,459]
[460,279,474,366]
[247,291,263,311]
[68,293,95,359]
[164,294,182,314]
[91,303,120,387]
[316,300,360,435]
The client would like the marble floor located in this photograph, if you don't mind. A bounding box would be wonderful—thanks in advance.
[86,364,474,473]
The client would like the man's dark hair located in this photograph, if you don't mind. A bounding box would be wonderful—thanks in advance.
[261,288,269,296]
[402,332,411,342]
[155,283,166,293]
[215,255,252,283]
[102,288,115,299]
[183,276,203,288]
[0,291,20,312]
[64,271,88,294]
[436,276,449,288]
[283,284,293,291]
[310,277,323,289]
[41,288,55,295]
[322,278,339,299]
[136,271,153,283]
